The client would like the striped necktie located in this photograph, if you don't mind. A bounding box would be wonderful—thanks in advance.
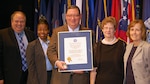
[18,33,27,71]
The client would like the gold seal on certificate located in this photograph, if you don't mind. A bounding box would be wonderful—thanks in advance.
[67,57,72,63]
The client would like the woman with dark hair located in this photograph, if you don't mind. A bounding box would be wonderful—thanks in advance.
[26,16,52,84]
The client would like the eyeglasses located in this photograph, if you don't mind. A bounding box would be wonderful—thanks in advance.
[66,14,80,18]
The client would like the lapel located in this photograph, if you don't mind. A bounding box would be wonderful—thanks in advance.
[132,41,145,59]
[8,28,18,43]
[79,25,85,30]
[8,28,20,52]
[34,38,47,78]
[62,24,69,31]
[34,39,47,72]
[125,41,145,60]
[125,43,133,60]
[24,29,30,42]
[35,39,45,59]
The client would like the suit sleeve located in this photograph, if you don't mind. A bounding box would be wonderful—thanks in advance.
[47,29,58,67]
[26,42,39,84]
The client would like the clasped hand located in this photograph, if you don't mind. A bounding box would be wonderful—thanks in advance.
[56,61,85,74]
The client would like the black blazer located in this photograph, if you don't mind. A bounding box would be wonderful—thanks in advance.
[0,27,35,84]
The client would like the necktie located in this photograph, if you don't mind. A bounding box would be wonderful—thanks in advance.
[18,33,27,71]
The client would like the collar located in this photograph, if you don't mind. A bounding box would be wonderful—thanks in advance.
[15,31,25,37]
[68,25,80,32]
[38,37,50,45]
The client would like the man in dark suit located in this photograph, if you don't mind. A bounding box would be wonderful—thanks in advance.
[0,11,35,84]
[47,5,91,84]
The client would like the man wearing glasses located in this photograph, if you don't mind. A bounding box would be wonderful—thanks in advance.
[47,5,91,84]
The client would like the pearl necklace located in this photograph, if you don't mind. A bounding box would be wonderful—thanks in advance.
[102,37,117,45]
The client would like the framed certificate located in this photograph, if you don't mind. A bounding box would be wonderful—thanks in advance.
[58,30,93,72]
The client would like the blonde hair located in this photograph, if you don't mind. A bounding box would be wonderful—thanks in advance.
[101,16,117,30]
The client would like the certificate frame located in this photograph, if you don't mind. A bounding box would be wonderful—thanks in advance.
[58,30,93,72]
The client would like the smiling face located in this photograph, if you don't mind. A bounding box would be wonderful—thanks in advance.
[66,8,81,30]
[102,22,116,39]
[127,20,146,41]
[11,12,26,33]
[129,23,142,42]
[101,16,117,39]
[37,23,49,41]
